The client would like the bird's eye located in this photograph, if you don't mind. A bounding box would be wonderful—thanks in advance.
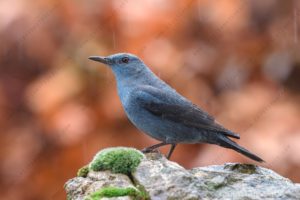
[121,57,129,63]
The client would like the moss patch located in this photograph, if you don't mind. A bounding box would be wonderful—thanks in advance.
[224,164,257,174]
[87,186,147,200]
[89,147,144,175]
[135,184,150,200]
[77,165,90,177]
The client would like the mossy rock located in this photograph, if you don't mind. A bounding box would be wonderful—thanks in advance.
[89,147,145,175]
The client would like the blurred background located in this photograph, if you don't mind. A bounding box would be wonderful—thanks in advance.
[1,0,300,199]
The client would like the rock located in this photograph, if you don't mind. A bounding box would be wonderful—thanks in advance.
[65,171,132,200]
[65,147,300,200]
[65,147,147,200]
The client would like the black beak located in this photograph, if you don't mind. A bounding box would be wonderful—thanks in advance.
[88,56,109,64]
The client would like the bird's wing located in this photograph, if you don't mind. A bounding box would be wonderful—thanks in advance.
[134,85,240,139]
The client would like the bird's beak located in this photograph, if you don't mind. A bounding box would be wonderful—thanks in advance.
[88,56,109,65]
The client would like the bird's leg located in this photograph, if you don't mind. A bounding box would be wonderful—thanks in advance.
[142,142,177,159]
[166,144,177,159]
[141,142,169,153]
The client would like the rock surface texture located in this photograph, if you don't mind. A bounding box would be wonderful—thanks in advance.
[65,149,300,200]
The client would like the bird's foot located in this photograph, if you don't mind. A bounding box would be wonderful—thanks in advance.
[141,142,177,159]
[141,142,167,154]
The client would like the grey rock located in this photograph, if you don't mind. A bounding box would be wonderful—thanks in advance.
[65,152,300,200]
[65,171,135,200]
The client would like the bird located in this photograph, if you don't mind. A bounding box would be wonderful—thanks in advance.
[88,53,263,162]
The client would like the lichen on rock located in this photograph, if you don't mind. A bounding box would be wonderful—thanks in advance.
[223,163,257,174]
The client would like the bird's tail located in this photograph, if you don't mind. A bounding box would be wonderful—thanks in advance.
[216,136,264,162]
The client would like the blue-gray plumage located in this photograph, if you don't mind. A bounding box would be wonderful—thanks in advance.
[89,53,263,162]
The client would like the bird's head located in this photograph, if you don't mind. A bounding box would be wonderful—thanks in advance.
[89,53,146,76]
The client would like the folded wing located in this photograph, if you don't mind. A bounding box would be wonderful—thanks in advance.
[135,85,240,139]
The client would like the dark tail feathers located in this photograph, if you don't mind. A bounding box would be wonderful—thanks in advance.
[217,136,264,162]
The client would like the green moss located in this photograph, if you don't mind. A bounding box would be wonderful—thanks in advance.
[89,147,144,175]
[86,186,147,200]
[77,165,90,177]
[206,181,224,190]
[66,194,71,200]
[135,184,150,200]
[224,163,257,174]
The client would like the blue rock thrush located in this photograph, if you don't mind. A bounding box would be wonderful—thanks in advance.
[89,53,263,162]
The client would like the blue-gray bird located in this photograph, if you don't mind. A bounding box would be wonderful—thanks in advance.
[89,53,263,162]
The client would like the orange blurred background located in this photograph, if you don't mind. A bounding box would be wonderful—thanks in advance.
[1,0,300,199]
